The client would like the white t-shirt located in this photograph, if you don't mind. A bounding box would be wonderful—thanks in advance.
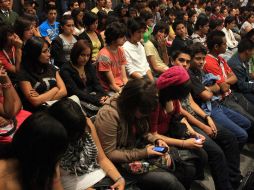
[240,21,254,35]
[222,28,238,49]
[123,41,151,77]
[73,27,85,36]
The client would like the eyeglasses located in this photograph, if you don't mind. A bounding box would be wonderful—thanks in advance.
[177,58,190,64]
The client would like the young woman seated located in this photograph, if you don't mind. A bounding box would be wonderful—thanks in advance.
[0,25,23,83]
[51,15,77,67]
[79,11,104,63]
[14,17,34,45]
[48,97,125,190]
[18,37,67,112]
[94,78,190,190]
[0,66,30,145]
[0,111,68,190]
[60,40,108,116]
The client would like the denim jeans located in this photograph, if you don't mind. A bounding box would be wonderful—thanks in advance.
[210,103,251,146]
[193,124,241,190]
[222,93,254,125]
[243,92,254,105]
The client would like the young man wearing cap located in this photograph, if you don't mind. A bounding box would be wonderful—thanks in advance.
[171,47,243,190]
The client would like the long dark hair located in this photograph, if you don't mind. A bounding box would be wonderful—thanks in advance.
[117,79,158,138]
[22,36,50,72]
[0,24,15,50]
[70,39,92,66]
[14,17,33,40]
[12,111,68,190]
[48,98,87,143]
[71,8,84,28]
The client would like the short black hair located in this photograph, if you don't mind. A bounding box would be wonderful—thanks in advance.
[188,42,207,59]
[194,16,209,31]
[209,19,224,31]
[165,8,176,17]
[245,29,254,42]
[238,38,254,53]
[148,0,159,10]
[224,16,235,27]
[171,48,191,61]
[126,17,146,37]
[83,11,98,28]
[105,22,126,45]
[172,19,185,31]
[152,21,169,36]
[46,5,57,13]
[139,10,153,21]
[206,30,225,51]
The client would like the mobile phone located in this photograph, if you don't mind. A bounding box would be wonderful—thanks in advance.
[153,146,168,153]
[195,137,202,143]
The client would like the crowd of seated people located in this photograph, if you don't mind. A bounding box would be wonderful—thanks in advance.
[1,0,254,189]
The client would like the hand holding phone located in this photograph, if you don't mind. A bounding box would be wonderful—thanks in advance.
[195,137,202,143]
[152,146,168,153]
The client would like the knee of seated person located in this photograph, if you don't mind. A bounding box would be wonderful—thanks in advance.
[159,173,185,190]
[242,118,252,130]
[148,172,185,190]
[237,131,248,145]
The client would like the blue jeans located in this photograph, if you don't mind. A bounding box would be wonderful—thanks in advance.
[211,103,251,146]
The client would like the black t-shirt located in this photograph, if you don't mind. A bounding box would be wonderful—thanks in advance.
[18,64,58,111]
[188,68,206,106]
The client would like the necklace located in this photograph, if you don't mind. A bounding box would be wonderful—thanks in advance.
[3,47,15,65]
[72,64,86,79]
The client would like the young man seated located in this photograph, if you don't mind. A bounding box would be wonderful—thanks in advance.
[203,30,254,126]
[170,19,192,56]
[39,5,59,44]
[123,17,154,81]
[228,38,254,104]
[171,47,243,190]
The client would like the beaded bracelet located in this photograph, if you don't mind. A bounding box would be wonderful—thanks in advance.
[0,83,12,89]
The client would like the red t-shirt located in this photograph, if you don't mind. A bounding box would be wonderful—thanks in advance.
[204,54,233,84]
[0,47,16,71]
[97,47,127,91]
[150,100,181,135]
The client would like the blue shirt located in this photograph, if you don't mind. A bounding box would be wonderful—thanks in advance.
[228,53,254,93]
[39,20,59,41]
